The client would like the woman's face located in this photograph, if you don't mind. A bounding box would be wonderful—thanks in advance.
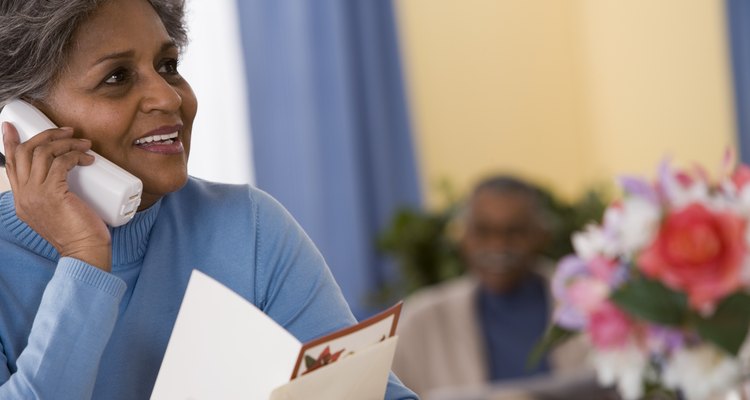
[39,0,197,210]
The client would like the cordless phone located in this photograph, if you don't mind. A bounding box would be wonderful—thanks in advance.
[0,100,142,227]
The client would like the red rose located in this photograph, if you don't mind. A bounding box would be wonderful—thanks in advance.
[638,203,746,313]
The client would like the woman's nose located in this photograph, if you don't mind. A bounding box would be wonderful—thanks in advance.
[139,73,182,114]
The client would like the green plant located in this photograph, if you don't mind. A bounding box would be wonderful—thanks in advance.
[538,185,610,260]
[376,204,463,296]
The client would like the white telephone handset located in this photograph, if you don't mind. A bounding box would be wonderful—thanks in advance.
[0,99,142,227]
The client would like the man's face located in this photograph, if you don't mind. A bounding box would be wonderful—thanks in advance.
[460,190,545,293]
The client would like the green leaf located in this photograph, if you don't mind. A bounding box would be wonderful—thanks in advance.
[304,355,316,369]
[693,293,750,356]
[527,325,576,370]
[610,278,689,326]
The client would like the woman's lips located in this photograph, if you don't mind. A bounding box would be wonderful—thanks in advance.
[133,125,184,154]
[134,131,178,145]
[135,137,184,154]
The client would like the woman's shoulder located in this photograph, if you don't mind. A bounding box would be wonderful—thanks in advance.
[166,177,293,226]
[175,176,274,206]
[179,176,251,200]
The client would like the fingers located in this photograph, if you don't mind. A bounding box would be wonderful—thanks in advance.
[2,123,93,187]
[44,150,95,185]
[29,137,93,185]
[0,122,12,168]
[2,121,20,191]
[13,126,73,184]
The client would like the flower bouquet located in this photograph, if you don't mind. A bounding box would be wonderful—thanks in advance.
[547,158,750,400]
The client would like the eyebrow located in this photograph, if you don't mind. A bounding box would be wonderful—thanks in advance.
[91,41,178,67]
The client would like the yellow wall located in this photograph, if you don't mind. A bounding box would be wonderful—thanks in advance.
[396,0,735,207]
[579,0,735,182]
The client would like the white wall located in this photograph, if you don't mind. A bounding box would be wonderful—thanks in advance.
[180,0,254,185]
[0,171,8,192]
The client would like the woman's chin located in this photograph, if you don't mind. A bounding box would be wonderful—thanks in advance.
[137,174,189,209]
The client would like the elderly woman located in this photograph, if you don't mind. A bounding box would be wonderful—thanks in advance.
[0,0,417,399]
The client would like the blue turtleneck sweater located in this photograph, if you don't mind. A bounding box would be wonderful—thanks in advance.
[0,178,417,399]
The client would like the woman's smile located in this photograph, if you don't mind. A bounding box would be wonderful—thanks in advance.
[134,124,184,154]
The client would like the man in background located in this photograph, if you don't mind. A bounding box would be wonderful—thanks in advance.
[392,175,590,399]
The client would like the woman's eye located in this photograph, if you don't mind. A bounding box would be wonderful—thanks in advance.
[103,68,131,85]
[159,59,180,75]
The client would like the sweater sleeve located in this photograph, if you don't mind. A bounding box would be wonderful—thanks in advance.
[250,189,418,400]
[0,257,126,400]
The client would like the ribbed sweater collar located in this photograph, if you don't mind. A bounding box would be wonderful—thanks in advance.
[0,192,161,267]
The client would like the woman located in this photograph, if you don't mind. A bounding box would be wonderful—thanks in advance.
[0,0,417,398]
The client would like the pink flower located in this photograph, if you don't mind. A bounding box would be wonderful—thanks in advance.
[732,165,750,190]
[638,203,746,313]
[567,278,610,314]
[552,256,622,329]
[588,302,637,349]
[674,171,694,188]
[589,256,624,285]
[552,256,592,329]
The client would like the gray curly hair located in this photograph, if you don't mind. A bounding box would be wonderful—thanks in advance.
[0,0,187,107]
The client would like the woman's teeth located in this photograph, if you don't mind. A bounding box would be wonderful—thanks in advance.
[134,132,178,145]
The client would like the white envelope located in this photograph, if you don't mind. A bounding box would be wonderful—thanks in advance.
[270,336,399,400]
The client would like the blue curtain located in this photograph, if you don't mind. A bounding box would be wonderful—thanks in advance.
[236,1,421,318]
[728,0,750,162]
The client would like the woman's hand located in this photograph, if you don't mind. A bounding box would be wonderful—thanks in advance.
[2,121,112,271]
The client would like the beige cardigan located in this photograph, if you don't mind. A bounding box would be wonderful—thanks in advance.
[392,273,590,398]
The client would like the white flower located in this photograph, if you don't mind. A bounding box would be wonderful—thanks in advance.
[662,344,741,400]
[720,177,750,213]
[663,175,710,209]
[591,342,649,400]
[573,225,605,261]
[617,197,661,254]
[658,162,710,209]
[573,207,623,261]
